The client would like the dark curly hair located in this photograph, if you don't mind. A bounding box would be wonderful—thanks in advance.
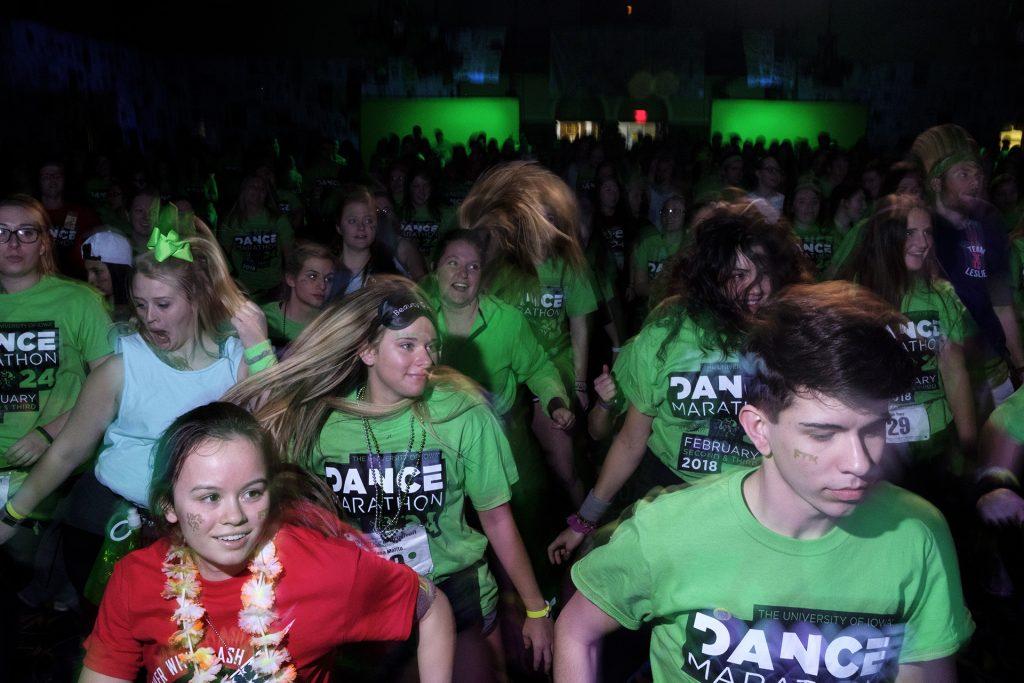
[650,201,810,359]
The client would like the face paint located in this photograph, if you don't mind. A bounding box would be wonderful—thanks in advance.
[187,512,203,533]
[793,448,819,463]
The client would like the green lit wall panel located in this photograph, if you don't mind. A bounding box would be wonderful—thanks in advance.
[710,100,867,147]
[360,98,520,164]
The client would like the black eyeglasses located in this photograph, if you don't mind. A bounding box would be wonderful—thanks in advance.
[378,297,434,330]
[0,224,42,244]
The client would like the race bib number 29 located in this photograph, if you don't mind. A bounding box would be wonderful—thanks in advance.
[886,404,929,444]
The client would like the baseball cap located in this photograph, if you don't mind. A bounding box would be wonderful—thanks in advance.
[82,229,133,266]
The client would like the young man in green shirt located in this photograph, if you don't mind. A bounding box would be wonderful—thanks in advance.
[556,281,973,683]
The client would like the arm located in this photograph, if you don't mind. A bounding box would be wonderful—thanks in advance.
[976,418,1024,525]
[230,301,272,381]
[2,357,122,526]
[634,262,651,299]
[569,313,590,410]
[587,365,619,441]
[3,348,114,465]
[936,341,977,459]
[477,502,554,673]
[509,315,571,421]
[548,407,654,563]
[896,656,957,682]
[554,591,621,683]
[397,238,427,281]
[994,304,1024,373]
[78,669,131,683]
[416,581,455,683]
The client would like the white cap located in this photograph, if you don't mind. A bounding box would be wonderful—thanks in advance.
[82,230,133,266]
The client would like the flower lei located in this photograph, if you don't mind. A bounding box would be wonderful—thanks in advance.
[162,540,297,682]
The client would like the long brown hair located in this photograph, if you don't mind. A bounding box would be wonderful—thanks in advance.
[840,194,937,309]
[458,161,585,277]
[0,194,57,276]
[225,275,481,468]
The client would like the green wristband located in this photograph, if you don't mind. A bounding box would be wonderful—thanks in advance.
[247,353,277,374]
[243,339,273,362]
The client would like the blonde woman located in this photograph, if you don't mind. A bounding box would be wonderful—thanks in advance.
[0,195,113,610]
[459,161,598,506]
[0,227,272,622]
[228,276,554,681]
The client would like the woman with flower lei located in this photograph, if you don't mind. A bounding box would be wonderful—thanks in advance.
[80,401,455,683]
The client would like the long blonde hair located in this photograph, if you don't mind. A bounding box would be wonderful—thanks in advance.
[458,161,584,275]
[132,232,249,344]
[0,194,57,276]
[226,275,480,468]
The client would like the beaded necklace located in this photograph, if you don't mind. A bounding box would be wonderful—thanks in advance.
[357,386,427,542]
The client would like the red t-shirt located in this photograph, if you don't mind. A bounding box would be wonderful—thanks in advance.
[84,524,419,682]
[46,203,99,280]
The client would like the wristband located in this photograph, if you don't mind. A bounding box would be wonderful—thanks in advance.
[596,399,613,411]
[566,513,596,535]
[526,599,553,619]
[611,346,621,353]
[35,426,54,445]
[5,501,27,521]
[974,466,1021,501]
[579,489,611,524]
[243,339,273,362]
[246,353,277,374]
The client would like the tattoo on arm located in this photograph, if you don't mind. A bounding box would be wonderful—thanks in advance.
[415,576,437,620]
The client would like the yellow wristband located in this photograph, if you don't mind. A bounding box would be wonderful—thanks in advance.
[526,602,552,619]
[5,501,27,520]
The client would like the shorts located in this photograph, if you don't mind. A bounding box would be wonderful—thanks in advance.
[436,560,498,635]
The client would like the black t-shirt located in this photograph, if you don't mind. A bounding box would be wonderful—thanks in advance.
[932,198,1011,357]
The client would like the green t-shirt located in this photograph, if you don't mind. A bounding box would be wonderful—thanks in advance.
[585,243,617,304]
[1010,237,1024,340]
[487,258,599,388]
[824,218,868,280]
[887,279,968,456]
[430,293,568,416]
[259,301,308,348]
[991,383,1024,443]
[218,211,294,299]
[275,188,304,220]
[310,385,518,613]
[794,222,837,278]
[613,311,758,482]
[572,470,974,683]
[399,206,457,260]
[1,276,113,510]
[632,225,686,283]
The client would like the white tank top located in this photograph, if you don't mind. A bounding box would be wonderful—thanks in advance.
[94,333,243,507]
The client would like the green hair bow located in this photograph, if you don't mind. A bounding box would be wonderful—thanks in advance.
[146,227,193,263]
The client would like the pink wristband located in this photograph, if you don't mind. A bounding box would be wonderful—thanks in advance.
[566,513,596,535]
